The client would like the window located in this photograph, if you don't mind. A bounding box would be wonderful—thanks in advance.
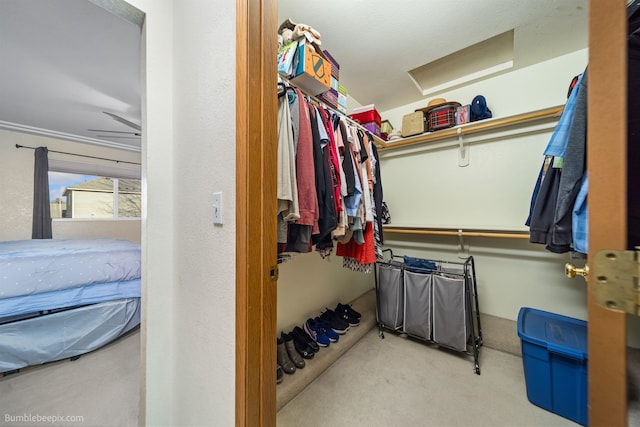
[49,172,141,219]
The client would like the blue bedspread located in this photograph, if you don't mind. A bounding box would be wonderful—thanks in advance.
[0,278,141,318]
[0,238,140,299]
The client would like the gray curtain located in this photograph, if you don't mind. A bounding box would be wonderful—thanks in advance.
[32,147,52,239]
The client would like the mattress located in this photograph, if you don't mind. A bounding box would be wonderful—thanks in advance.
[0,278,141,319]
[0,238,141,299]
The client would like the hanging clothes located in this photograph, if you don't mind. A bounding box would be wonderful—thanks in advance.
[285,88,318,253]
[309,105,337,251]
[275,79,386,271]
[277,92,300,244]
[551,70,588,250]
[527,71,586,254]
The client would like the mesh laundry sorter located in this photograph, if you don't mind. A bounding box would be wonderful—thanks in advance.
[374,249,483,374]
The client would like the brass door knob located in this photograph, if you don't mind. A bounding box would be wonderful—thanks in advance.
[565,263,589,279]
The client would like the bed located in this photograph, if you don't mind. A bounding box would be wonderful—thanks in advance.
[0,238,141,373]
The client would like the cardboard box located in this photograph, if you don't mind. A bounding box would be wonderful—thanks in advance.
[517,307,588,426]
[291,42,331,96]
[401,111,426,137]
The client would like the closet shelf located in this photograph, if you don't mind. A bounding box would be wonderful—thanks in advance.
[383,226,530,240]
[374,105,563,150]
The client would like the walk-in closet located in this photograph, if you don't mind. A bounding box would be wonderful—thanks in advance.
[272,1,640,426]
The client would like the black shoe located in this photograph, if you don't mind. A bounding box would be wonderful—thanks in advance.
[292,326,320,353]
[335,303,360,326]
[288,329,315,359]
[319,308,350,334]
[336,303,361,319]
[277,338,296,374]
[277,364,284,384]
[281,332,305,368]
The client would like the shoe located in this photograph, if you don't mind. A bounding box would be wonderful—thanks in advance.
[292,326,320,353]
[281,332,305,368]
[336,302,361,319]
[315,317,339,342]
[335,303,361,326]
[289,329,315,359]
[304,318,330,347]
[276,338,296,374]
[277,364,284,384]
[319,309,350,334]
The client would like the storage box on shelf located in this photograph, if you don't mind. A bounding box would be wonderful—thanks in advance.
[517,307,588,426]
[401,111,427,137]
[456,105,471,125]
[337,85,348,114]
[351,104,381,127]
[427,104,458,131]
[281,40,331,96]
[362,121,381,137]
[323,49,340,80]
[317,88,339,109]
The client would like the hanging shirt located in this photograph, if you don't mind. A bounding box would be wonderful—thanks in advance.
[544,72,585,158]
[277,94,300,244]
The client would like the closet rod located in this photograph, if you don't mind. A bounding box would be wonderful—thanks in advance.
[377,105,563,150]
[15,144,141,166]
[383,226,530,240]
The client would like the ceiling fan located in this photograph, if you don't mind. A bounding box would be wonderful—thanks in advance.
[89,112,141,139]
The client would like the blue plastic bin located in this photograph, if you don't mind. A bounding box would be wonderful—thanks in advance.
[517,307,588,426]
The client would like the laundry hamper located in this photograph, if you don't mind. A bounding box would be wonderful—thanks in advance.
[376,263,404,330]
[402,270,432,340]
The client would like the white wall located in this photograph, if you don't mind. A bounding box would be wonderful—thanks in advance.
[127,0,238,425]
[379,48,590,322]
[0,129,141,242]
[277,253,374,333]
[123,0,175,425]
[380,49,589,133]
[171,2,236,425]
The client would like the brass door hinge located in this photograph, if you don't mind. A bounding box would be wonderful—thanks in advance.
[270,265,279,281]
[592,250,640,316]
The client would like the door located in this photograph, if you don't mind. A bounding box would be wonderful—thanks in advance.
[588,0,628,425]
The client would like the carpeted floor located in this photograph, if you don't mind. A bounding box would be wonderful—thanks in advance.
[278,328,579,427]
[0,328,140,427]
[0,323,638,426]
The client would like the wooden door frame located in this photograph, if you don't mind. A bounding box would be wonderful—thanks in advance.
[236,0,278,426]
[588,0,628,425]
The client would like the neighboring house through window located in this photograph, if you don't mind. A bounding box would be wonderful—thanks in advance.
[49,172,141,219]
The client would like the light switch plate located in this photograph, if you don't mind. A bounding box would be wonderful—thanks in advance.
[213,192,223,224]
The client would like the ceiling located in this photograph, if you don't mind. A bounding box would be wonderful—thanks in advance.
[0,1,588,152]
[278,0,588,112]
[0,0,142,150]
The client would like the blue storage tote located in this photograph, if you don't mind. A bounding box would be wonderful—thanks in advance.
[517,307,588,426]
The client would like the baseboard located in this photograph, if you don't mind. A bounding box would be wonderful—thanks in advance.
[479,313,521,357]
[276,289,377,412]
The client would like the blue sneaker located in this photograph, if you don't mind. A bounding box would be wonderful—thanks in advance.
[304,318,330,347]
[315,317,339,342]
